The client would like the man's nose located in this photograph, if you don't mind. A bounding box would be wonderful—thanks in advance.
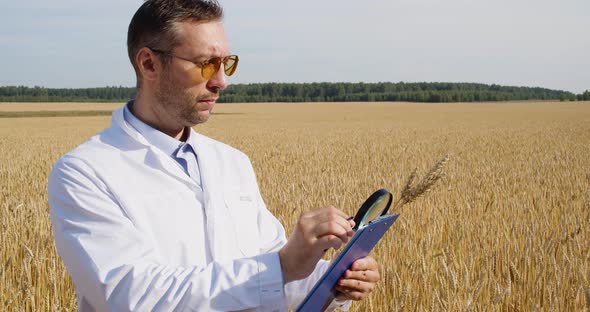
[206,65,228,91]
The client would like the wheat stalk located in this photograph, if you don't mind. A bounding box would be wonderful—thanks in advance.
[470,274,486,304]
[393,155,449,212]
[504,271,512,296]
[509,262,522,285]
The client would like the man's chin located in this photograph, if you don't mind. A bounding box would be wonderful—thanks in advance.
[190,111,211,125]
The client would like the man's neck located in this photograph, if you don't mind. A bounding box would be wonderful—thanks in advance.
[131,93,186,140]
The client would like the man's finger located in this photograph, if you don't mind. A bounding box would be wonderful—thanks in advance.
[336,278,375,293]
[316,234,345,251]
[312,220,353,241]
[342,269,380,283]
[350,256,378,271]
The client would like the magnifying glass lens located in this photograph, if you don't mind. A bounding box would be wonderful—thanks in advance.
[359,198,386,228]
[353,189,393,231]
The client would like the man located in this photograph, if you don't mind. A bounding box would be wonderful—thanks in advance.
[48,0,380,311]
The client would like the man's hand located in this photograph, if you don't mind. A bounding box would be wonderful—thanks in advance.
[279,206,355,283]
[334,256,380,301]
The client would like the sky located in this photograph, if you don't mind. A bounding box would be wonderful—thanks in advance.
[1,0,589,93]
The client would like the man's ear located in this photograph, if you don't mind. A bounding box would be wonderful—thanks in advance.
[136,47,161,82]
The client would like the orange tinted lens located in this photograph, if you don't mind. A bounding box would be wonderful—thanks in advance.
[224,56,238,76]
[201,57,222,79]
[201,64,216,79]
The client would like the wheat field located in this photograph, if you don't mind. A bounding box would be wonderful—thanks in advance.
[1,101,590,311]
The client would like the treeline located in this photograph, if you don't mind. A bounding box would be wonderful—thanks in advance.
[0,86,135,103]
[1,83,589,103]
[220,82,588,103]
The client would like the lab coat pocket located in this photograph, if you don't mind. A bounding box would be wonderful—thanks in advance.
[224,190,260,257]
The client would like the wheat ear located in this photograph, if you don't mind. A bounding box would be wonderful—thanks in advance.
[393,155,449,212]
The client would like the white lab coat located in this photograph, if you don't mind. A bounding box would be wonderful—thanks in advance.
[48,106,350,311]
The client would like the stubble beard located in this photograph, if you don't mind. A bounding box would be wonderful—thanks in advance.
[155,71,212,127]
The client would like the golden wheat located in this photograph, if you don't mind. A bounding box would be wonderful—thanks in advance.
[1,101,590,311]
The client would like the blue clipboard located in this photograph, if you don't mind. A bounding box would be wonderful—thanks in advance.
[295,214,399,311]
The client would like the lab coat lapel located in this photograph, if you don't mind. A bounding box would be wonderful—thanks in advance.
[148,147,199,189]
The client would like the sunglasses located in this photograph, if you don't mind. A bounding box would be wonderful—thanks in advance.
[149,48,239,80]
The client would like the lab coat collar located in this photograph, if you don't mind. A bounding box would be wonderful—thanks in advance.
[123,102,182,158]
[111,104,149,146]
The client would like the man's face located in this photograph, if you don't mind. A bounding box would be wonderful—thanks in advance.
[155,20,230,127]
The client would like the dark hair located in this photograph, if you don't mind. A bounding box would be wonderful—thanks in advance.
[127,0,223,87]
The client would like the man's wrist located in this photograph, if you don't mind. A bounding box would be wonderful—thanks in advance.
[278,247,295,283]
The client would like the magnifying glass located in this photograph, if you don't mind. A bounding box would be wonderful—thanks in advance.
[352,188,393,231]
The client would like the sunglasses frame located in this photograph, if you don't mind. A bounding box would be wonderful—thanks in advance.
[148,48,238,80]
